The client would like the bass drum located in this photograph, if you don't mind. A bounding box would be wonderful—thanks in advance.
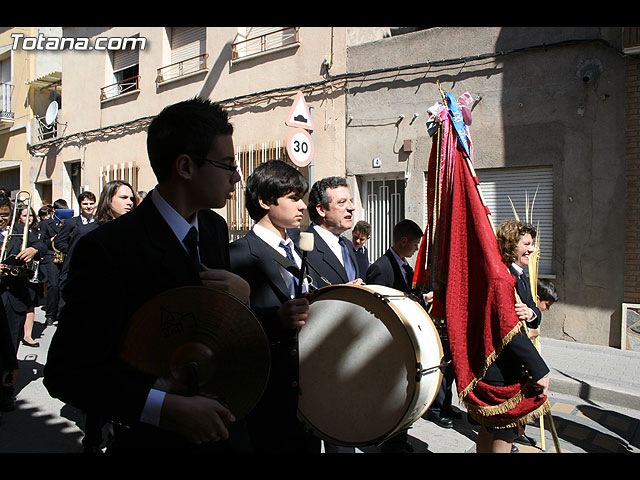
[297,284,444,447]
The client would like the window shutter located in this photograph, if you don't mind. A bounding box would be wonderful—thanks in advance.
[170,27,205,63]
[476,166,554,275]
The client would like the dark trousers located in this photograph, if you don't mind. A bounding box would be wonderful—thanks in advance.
[428,338,455,417]
[41,258,60,322]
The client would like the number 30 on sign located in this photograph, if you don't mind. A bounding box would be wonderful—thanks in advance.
[286,128,314,167]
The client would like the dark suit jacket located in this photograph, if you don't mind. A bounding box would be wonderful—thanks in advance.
[229,230,318,452]
[38,216,63,256]
[483,267,549,386]
[54,215,92,255]
[1,223,47,313]
[365,249,411,294]
[289,225,361,289]
[509,265,542,330]
[44,196,249,452]
[353,245,369,279]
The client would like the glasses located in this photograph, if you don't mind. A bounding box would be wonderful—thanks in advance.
[193,156,238,173]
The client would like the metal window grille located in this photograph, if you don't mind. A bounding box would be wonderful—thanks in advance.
[363,177,405,262]
[227,141,287,241]
[99,162,139,192]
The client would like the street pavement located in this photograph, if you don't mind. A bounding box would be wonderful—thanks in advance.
[1,306,639,454]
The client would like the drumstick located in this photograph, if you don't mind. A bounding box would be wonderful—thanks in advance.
[296,232,314,298]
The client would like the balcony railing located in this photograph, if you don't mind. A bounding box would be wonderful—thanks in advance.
[231,27,299,62]
[0,83,14,123]
[100,75,140,102]
[156,53,209,85]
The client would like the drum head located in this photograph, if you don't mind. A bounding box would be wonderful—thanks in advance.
[298,285,426,446]
[119,286,270,421]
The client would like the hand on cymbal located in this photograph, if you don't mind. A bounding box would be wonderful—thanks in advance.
[199,267,250,304]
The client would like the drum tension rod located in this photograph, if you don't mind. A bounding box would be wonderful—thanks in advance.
[373,292,407,304]
[416,360,452,381]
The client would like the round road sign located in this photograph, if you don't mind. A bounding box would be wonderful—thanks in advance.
[286,128,314,167]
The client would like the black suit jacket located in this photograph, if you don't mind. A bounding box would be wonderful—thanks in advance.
[483,267,549,386]
[54,215,91,255]
[365,249,411,294]
[289,225,361,289]
[229,230,318,452]
[44,196,248,452]
[1,223,47,313]
[38,216,63,256]
[509,265,542,330]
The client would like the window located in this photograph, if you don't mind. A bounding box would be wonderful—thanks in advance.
[227,141,289,240]
[157,27,207,84]
[361,176,405,263]
[231,27,299,63]
[476,166,554,275]
[101,36,141,102]
[0,57,13,123]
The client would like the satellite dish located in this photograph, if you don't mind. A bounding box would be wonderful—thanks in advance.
[45,101,59,126]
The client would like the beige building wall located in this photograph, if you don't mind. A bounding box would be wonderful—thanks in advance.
[33,27,389,217]
[0,27,33,194]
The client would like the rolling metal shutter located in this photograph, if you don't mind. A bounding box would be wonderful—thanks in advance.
[170,27,205,63]
[112,42,139,73]
[476,166,554,275]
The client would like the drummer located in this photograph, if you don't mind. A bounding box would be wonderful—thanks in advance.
[229,160,321,453]
[44,98,252,453]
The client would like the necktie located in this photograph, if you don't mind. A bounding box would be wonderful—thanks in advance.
[403,263,414,289]
[183,226,200,270]
[280,241,299,294]
[339,236,357,281]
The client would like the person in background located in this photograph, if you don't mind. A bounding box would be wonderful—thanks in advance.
[16,205,46,348]
[351,220,371,276]
[39,199,69,326]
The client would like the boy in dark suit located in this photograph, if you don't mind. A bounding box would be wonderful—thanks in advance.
[351,220,371,276]
[365,219,435,452]
[44,98,253,452]
[53,190,96,256]
[229,160,320,453]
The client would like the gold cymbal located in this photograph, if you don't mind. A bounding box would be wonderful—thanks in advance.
[119,286,271,420]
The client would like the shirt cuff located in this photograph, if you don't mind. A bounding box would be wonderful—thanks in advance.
[139,389,166,427]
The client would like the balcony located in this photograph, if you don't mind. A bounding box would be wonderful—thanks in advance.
[100,75,140,103]
[0,83,14,127]
[231,27,300,63]
[156,53,209,86]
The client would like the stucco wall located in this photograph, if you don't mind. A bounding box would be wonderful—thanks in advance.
[345,27,627,346]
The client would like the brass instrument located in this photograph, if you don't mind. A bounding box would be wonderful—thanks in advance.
[0,190,32,278]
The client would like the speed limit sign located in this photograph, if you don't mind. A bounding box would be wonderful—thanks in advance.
[286,128,314,167]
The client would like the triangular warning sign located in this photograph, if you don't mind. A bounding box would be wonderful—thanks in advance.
[285,91,314,130]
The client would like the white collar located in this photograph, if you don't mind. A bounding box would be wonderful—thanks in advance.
[511,262,524,276]
[151,187,198,243]
[389,247,409,270]
[313,223,343,248]
[253,224,292,250]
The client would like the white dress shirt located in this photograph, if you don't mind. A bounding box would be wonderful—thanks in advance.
[313,224,346,267]
[253,223,307,297]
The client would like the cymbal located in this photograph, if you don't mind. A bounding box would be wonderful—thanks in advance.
[119,286,271,420]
